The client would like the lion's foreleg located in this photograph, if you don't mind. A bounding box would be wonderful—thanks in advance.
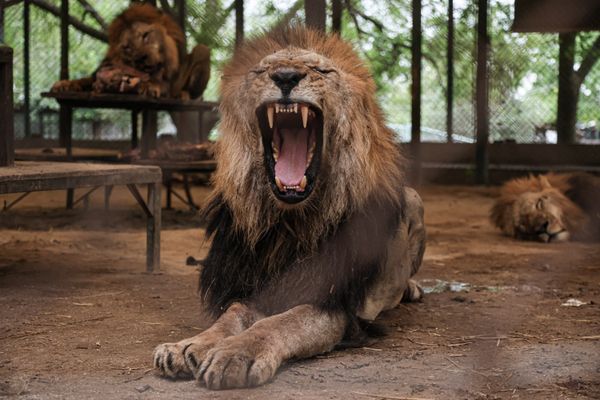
[153,302,260,379]
[51,77,94,92]
[196,304,346,390]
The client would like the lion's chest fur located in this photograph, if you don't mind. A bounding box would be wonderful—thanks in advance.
[199,191,406,325]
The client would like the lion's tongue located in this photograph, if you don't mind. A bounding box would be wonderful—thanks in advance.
[275,128,308,186]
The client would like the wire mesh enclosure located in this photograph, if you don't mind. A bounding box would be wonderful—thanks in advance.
[1,0,599,144]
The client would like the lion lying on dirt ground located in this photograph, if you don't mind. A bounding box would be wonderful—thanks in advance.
[491,172,600,242]
[152,25,426,389]
[51,3,210,99]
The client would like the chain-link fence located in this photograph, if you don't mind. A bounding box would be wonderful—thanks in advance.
[3,1,600,144]
[347,0,599,144]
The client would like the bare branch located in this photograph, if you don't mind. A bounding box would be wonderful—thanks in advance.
[344,0,384,32]
[273,0,303,30]
[576,33,600,82]
[30,0,107,42]
[76,0,107,31]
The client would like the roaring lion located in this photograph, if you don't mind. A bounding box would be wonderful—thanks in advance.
[152,26,426,389]
[51,3,210,99]
[491,172,600,242]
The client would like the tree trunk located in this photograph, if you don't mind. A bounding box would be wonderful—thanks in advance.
[557,33,580,144]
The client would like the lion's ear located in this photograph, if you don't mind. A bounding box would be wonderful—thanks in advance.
[539,175,552,190]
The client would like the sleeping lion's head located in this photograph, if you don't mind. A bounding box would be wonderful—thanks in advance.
[107,3,184,79]
[213,26,403,245]
[491,175,585,243]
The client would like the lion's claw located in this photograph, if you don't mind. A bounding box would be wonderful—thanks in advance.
[197,338,277,389]
[152,342,192,379]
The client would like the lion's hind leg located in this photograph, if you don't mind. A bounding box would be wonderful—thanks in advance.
[401,279,424,302]
[401,188,426,303]
[153,302,259,379]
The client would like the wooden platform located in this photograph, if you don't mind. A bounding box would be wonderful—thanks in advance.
[1,161,162,271]
[15,147,121,162]
[42,91,219,159]
[41,91,218,112]
[133,159,216,172]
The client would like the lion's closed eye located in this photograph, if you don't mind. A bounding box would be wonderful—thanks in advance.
[311,66,336,74]
[536,198,544,210]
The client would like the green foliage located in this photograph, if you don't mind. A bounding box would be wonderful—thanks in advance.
[3,0,600,142]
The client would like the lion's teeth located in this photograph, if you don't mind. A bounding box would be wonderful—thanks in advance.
[267,106,274,128]
[275,176,284,191]
[294,104,298,113]
[275,104,280,113]
[300,175,307,190]
[272,142,278,161]
[301,105,308,128]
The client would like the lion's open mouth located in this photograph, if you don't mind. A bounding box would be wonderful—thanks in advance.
[256,101,323,204]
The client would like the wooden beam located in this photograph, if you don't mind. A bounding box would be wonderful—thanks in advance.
[446,0,454,142]
[60,0,68,81]
[411,0,422,184]
[146,182,161,272]
[475,0,489,185]
[235,0,243,47]
[0,45,14,167]
[513,0,600,33]
[0,1,4,43]
[175,0,185,45]
[305,0,326,31]
[332,0,342,33]
[59,0,73,209]
[30,0,107,42]
[23,0,31,138]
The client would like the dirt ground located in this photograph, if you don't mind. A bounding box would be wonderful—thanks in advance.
[0,183,598,400]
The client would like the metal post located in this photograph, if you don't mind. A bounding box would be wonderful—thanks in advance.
[0,45,14,167]
[332,0,342,33]
[305,0,326,31]
[411,0,422,185]
[24,0,31,138]
[475,0,489,185]
[235,0,244,47]
[446,0,454,142]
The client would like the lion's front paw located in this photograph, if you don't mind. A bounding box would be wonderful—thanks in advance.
[153,342,193,379]
[139,82,161,98]
[198,336,279,390]
[51,80,83,93]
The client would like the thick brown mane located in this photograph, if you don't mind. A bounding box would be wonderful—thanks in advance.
[107,3,185,57]
[212,25,404,248]
[490,173,594,240]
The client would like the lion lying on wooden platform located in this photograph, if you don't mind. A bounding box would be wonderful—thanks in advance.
[52,3,210,99]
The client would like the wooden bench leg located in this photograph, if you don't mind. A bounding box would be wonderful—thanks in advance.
[165,172,173,210]
[104,185,113,210]
[147,182,161,272]
[183,174,198,210]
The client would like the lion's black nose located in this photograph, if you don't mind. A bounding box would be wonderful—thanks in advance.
[270,68,306,97]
